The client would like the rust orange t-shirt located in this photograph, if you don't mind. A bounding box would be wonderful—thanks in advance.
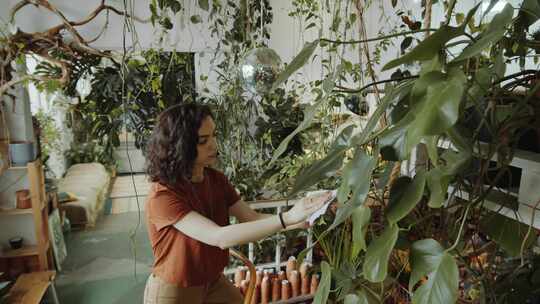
[145,168,240,287]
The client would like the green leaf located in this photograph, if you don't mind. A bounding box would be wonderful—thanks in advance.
[363,224,399,283]
[313,261,332,304]
[272,40,319,90]
[305,22,317,30]
[149,0,158,25]
[425,136,440,165]
[452,4,514,62]
[170,1,182,13]
[271,98,325,164]
[467,67,492,105]
[344,292,370,304]
[382,26,462,71]
[439,149,471,175]
[406,69,466,145]
[379,114,414,161]
[338,148,371,203]
[426,168,451,208]
[332,149,377,229]
[400,36,413,53]
[386,169,426,224]
[419,54,443,75]
[410,239,459,304]
[410,71,446,101]
[289,125,354,197]
[190,14,202,24]
[198,0,209,11]
[480,212,537,257]
[352,206,371,257]
[493,50,506,80]
[460,3,482,30]
[455,13,465,25]
[352,81,414,146]
[323,64,343,94]
[446,126,473,154]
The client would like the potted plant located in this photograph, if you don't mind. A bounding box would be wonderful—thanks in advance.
[270,1,540,303]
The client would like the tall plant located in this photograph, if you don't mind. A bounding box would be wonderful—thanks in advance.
[272,1,540,303]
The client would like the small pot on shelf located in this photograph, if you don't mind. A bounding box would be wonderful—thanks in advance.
[9,141,35,166]
[16,189,32,209]
[8,236,23,250]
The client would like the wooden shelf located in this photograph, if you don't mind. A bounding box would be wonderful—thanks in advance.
[0,245,39,258]
[0,208,33,215]
[0,240,50,259]
[0,197,46,216]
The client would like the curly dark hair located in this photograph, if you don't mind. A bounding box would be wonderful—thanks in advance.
[146,103,213,186]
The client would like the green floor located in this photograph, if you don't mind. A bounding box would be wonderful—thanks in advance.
[55,210,153,304]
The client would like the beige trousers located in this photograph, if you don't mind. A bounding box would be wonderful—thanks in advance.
[143,273,243,304]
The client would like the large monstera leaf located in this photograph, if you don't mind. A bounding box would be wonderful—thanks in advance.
[410,239,459,304]
[332,148,377,229]
[380,62,466,161]
[363,223,399,283]
[405,69,467,149]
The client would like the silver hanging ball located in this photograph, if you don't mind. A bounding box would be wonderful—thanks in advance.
[238,47,282,95]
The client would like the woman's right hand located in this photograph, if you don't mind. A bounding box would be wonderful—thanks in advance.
[283,191,334,226]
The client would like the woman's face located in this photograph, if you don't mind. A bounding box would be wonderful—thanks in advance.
[194,116,218,168]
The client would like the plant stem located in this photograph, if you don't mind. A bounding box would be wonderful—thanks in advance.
[320,28,438,45]
[448,204,471,252]
[333,75,419,94]
[424,0,433,38]
[445,0,457,26]
[492,69,537,86]
[519,198,540,266]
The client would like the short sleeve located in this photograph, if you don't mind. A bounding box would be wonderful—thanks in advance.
[148,190,193,231]
[218,173,241,207]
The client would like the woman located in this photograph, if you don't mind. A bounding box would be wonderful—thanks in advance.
[143,103,331,304]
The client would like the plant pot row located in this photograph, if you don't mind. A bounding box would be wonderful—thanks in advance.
[234,256,319,304]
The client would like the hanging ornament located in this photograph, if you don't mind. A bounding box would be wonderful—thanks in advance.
[238,47,282,95]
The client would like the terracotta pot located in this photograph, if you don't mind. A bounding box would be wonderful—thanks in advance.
[271,277,281,302]
[234,266,246,287]
[16,189,31,209]
[261,275,270,304]
[281,280,291,300]
[289,270,300,297]
[310,274,319,294]
[286,256,297,280]
[301,274,311,295]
